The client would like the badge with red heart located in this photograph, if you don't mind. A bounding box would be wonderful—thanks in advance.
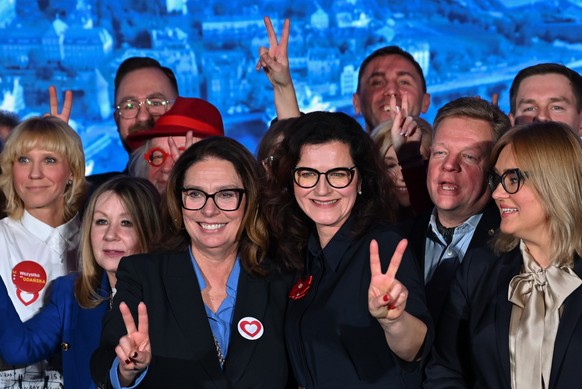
[11,261,47,306]
[289,275,313,300]
[237,317,264,340]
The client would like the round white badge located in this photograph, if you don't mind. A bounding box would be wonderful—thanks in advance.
[237,316,264,340]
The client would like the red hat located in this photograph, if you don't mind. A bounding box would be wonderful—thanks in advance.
[126,97,224,150]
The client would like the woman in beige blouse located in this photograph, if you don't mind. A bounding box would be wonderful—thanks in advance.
[424,121,582,389]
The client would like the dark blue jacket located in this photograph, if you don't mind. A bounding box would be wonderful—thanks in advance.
[0,273,109,388]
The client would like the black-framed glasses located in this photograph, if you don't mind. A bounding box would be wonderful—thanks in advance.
[293,166,357,189]
[115,98,175,119]
[181,188,246,211]
[487,169,528,194]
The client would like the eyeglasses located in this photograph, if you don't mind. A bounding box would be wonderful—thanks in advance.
[487,169,528,194]
[144,147,185,167]
[115,98,174,119]
[181,188,246,211]
[293,166,357,189]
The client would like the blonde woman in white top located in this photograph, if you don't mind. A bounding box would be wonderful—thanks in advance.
[0,115,86,388]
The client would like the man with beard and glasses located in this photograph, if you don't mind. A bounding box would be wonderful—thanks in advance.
[88,57,179,190]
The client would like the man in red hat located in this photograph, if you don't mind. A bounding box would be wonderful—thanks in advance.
[126,97,224,193]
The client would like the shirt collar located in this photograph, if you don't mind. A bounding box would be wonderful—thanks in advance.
[21,210,80,241]
[307,216,355,273]
[428,208,482,243]
[189,246,241,295]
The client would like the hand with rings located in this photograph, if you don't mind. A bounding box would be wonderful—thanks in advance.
[115,302,151,386]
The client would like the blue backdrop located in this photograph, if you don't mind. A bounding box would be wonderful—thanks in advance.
[1,0,581,173]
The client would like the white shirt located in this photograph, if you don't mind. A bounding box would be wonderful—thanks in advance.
[0,211,79,388]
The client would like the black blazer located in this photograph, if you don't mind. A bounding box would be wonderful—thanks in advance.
[91,251,294,389]
[424,247,582,388]
[403,201,500,278]
[398,202,499,326]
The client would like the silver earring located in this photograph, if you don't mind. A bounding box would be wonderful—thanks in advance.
[358,189,362,195]
[66,179,73,186]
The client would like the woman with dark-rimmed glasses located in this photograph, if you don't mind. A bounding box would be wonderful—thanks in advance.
[92,137,295,388]
[425,121,582,388]
[263,111,432,388]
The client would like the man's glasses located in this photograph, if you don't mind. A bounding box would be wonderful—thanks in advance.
[115,98,174,119]
[144,147,184,167]
[293,166,357,189]
[487,168,528,194]
[181,188,246,211]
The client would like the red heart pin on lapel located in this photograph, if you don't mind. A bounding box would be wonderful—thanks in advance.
[289,275,313,300]
[238,317,264,340]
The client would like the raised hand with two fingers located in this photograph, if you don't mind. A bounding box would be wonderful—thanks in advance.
[47,85,73,124]
[256,17,291,88]
[368,238,409,323]
[115,302,151,386]
[256,16,300,119]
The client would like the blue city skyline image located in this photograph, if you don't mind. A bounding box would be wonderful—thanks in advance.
[1,0,581,173]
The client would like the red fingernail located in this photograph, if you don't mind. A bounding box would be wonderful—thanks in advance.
[125,359,131,365]
[390,304,396,310]
[383,295,389,302]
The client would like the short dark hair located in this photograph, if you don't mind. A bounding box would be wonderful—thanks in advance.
[114,57,179,101]
[509,63,582,114]
[357,46,427,93]
[0,110,19,129]
[433,97,510,143]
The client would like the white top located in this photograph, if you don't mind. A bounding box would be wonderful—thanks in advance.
[0,211,80,320]
[0,211,80,388]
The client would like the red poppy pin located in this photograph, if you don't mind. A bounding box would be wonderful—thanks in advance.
[289,275,313,300]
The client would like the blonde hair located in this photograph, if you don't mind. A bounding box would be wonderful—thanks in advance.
[0,116,86,221]
[75,176,162,308]
[491,122,582,265]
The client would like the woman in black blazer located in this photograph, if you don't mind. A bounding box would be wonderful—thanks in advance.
[425,122,582,388]
[91,137,294,388]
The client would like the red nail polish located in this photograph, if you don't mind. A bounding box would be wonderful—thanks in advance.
[390,304,396,310]
[383,295,389,302]
[125,359,131,365]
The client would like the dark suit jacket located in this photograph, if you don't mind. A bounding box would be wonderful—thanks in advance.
[403,201,500,280]
[424,247,582,388]
[399,201,500,328]
[91,251,294,389]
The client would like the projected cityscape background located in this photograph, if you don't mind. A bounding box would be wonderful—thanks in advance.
[1,0,582,174]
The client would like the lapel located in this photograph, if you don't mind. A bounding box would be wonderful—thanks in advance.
[405,212,431,278]
[549,257,582,386]
[163,251,224,386]
[494,249,521,386]
[224,269,270,385]
[468,201,499,251]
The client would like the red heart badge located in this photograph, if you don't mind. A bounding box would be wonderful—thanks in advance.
[289,275,313,300]
[237,317,264,340]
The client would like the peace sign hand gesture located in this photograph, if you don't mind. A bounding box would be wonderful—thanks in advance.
[115,302,151,386]
[368,239,409,323]
[47,86,73,124]
[256,16,291,89]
